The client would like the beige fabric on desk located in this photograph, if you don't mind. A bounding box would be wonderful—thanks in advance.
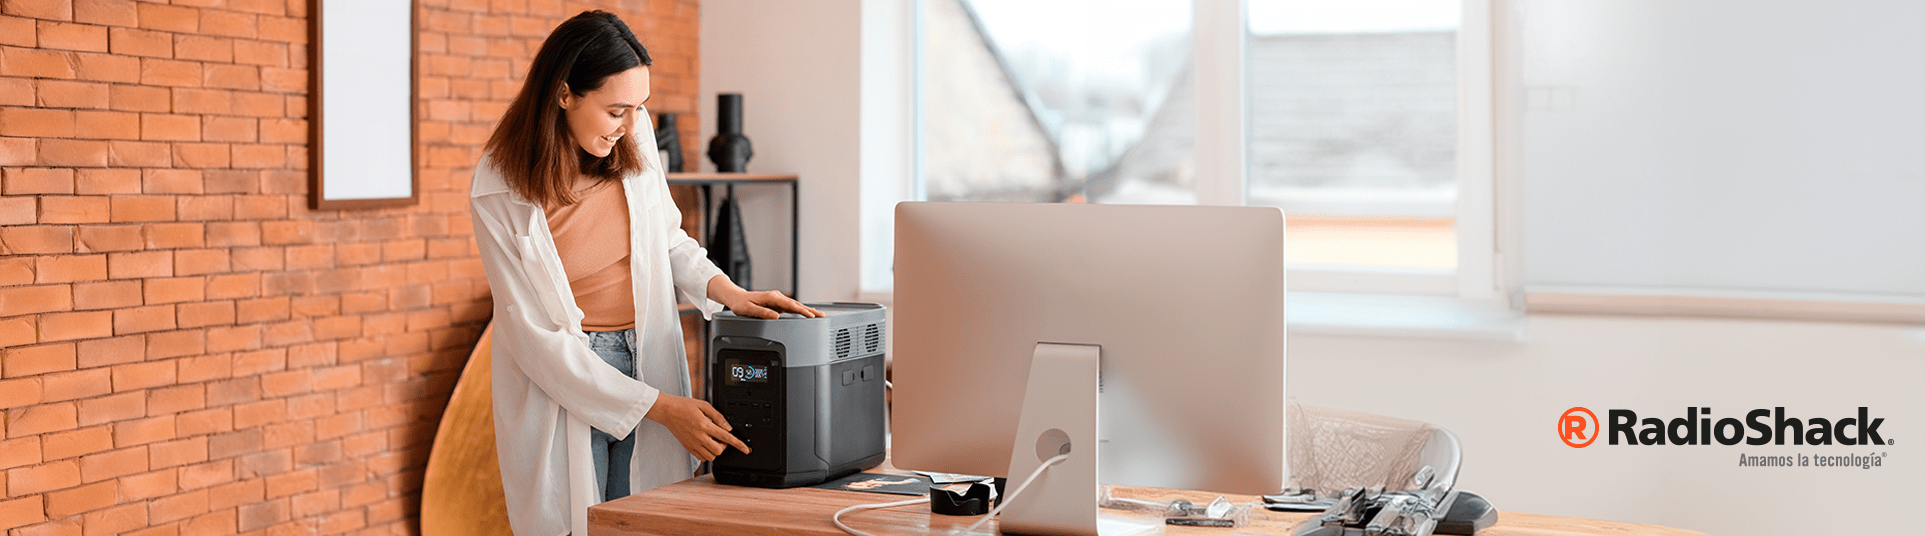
[1287,403,1435,495]
[469,108,726,536]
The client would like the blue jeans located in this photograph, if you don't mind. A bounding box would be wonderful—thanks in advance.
[586,329,638,501]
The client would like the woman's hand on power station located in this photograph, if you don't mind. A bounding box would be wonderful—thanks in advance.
[644,393,750,461]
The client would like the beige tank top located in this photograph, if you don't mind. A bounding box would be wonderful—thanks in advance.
[544,179,635,331]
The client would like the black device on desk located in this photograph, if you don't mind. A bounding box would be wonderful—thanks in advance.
[707,303,887,488]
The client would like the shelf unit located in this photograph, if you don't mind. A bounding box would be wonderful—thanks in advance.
[665,172,798,397]
[665,173,799,297]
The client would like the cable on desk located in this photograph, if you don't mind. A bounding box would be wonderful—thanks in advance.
[833,496,931,536]
[831,453,1072,536]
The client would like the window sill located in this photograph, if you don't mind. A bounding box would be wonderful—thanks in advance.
[1287,291,1523,341]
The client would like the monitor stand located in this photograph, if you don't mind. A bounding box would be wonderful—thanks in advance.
[999,343,1155,536]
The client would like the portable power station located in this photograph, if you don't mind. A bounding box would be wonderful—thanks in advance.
[707,302,887,488]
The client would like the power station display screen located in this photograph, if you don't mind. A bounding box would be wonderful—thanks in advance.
[724,359,771,385]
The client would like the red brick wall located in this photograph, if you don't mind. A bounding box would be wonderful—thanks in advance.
[0,0,701,534]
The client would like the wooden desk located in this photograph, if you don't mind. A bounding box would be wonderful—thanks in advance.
[587,462,1708,536]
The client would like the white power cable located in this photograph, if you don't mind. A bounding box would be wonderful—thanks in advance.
[831,452,1073,536]
[833,496,932,536]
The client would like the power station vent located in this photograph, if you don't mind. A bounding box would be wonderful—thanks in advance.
[833,328,852,359]
[863,323,883,354]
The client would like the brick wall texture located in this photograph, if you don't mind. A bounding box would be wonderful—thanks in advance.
[0,0,702,534]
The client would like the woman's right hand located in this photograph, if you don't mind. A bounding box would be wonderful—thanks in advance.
[644,393,751,461]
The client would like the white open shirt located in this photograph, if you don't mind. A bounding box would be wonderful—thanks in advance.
[468,118,724,536]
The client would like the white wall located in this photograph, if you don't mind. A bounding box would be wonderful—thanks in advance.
[701,0,871,302]
[1516,0,1925,300]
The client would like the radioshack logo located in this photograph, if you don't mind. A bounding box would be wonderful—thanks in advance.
[1560,406,1894,469]
[1560,407,1891,447]
[1559,407,1599,448]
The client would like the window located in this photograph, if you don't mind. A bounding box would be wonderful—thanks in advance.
[919,0,1194,204]
[1246,0,1494,298]
[865,0,1494,299]
[1248,0,1460,270]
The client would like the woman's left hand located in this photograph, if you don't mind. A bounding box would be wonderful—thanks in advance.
[709,275,823,319]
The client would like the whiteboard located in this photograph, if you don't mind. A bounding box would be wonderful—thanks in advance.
[310,0,417,209]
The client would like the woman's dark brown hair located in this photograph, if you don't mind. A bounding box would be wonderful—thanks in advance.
[486,11,652,207]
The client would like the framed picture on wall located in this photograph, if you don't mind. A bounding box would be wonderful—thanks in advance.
[308,0,418,210]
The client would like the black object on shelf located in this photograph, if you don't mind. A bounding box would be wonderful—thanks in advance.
[655,112,683,173]
[707,93,754,172]
[707,193,752,289]
[666,173,799,300]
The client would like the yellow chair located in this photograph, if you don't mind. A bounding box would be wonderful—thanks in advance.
[421,323,513,536]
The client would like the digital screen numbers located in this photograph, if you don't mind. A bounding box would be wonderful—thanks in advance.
[726,360,770,384]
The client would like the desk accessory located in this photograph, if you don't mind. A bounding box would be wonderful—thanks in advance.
[930,481,996,516]
[1164,496,1250,527]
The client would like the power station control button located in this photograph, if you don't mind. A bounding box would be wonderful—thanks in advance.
[860,366,873,381]
[841,371,855,386]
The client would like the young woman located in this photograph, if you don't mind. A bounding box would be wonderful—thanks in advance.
[468,11,820,536]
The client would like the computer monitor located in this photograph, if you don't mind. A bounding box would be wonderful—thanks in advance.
[890,202,1287,535]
